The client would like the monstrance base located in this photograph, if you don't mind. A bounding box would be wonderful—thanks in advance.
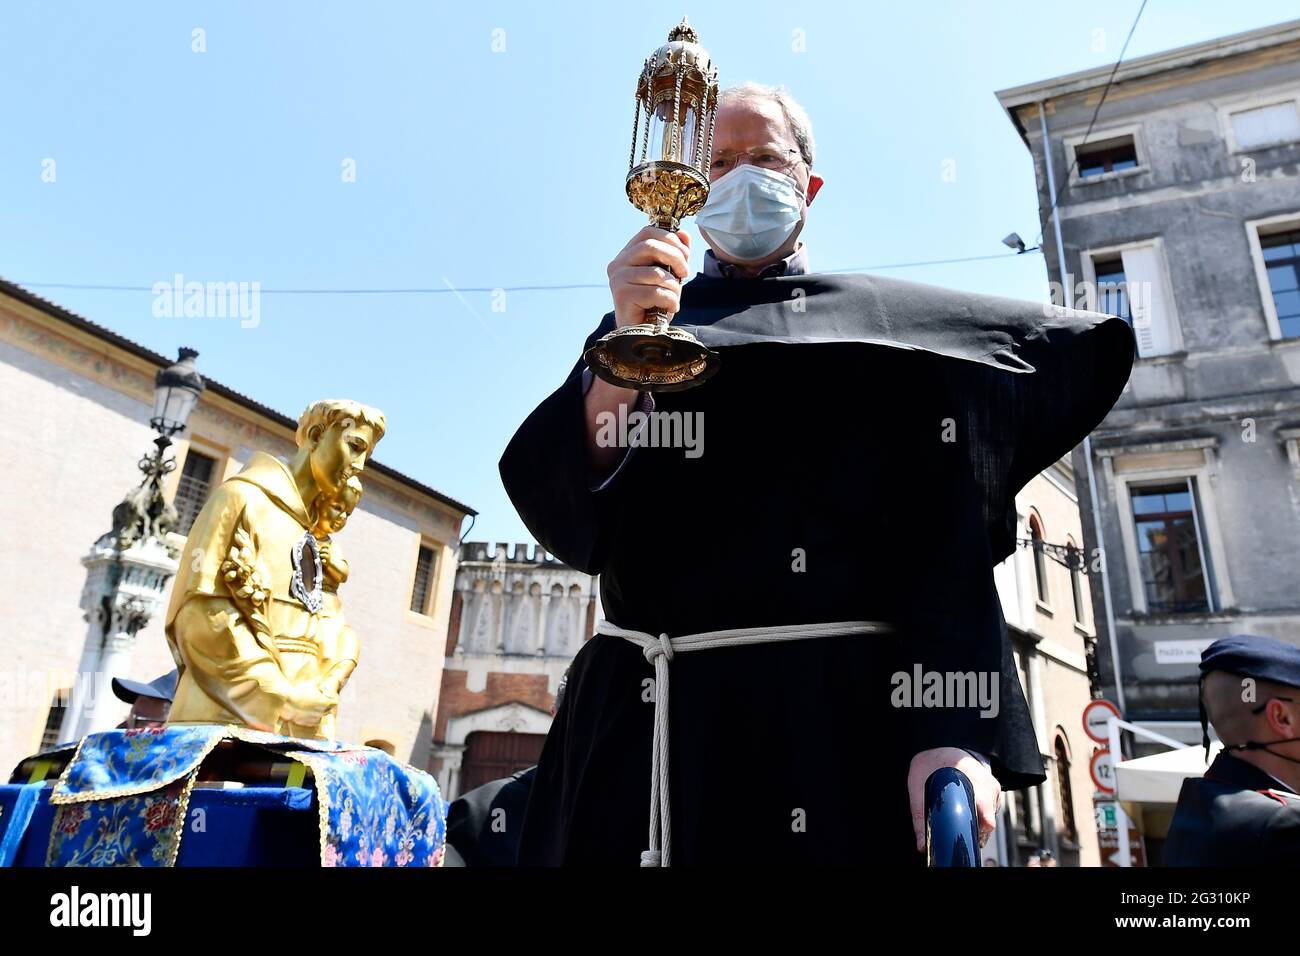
[583,322,719,392]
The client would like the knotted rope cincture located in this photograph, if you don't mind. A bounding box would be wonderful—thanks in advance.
[595,618,895,867]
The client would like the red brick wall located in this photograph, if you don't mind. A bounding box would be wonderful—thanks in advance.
[433,669,553,742]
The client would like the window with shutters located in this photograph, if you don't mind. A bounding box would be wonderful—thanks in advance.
[174,448,218,534]
[1083,239,1182,358]
[409,543,437,616]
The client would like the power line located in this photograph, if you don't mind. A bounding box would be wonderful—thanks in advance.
[10,281,606,295]
[6,8,1151,305]
[824,252,1020,273]
[9,252,1028,298]
[1035,0,1150,246]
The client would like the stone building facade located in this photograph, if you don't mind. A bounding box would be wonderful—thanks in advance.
[0,279,474,774]
[430,542,599,800]
[997,19,1300,741]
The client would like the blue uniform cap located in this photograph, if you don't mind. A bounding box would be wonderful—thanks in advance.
[1199,634,1300,759]
[1199,633,1300,689]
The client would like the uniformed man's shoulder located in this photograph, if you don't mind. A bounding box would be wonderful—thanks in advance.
[1212,778,1300,814]
[1167,775,1300,866]
[1256,787,1300,825]
[1231,786,1300,862]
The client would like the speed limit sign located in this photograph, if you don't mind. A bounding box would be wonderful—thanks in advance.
[1090,748,1116,794]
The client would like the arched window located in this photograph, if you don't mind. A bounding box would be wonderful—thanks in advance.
[1054,733,1078,844]
[1029,514,1049,604]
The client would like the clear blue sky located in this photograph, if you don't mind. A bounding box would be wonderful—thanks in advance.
[3,2,1295,544]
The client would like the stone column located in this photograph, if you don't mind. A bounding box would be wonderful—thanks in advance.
[60,532,179,741]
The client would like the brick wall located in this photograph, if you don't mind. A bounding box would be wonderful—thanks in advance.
[433,669,553,742]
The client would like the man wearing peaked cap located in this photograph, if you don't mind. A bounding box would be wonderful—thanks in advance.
[1164,634,1300,866]
[111,670,178,731]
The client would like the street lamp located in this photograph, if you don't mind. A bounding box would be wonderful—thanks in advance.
[136,348,205,511]
[1001,231,1041,255]
[151,347,205,437]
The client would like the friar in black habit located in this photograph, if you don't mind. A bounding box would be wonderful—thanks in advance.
[500,83,1134,866]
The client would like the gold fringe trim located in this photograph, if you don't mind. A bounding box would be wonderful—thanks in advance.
[49,727,228,805]
[165,768,202,868]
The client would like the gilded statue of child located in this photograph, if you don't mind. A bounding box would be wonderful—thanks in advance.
[164,400,385,739]
[294,475,363,740]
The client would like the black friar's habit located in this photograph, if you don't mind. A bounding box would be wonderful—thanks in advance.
[499,270,1134,866]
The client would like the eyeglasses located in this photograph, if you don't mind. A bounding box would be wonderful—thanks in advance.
[710,145,803,176]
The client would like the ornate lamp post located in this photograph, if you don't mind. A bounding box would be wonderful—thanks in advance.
[584,17,721,392]
[58,349,205,742]
[131,348,205,535]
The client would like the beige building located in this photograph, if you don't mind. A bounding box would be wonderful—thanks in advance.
[988,457,1103,867]
[0,279,474,775]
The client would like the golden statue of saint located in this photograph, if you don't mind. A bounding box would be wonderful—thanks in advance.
[164,400,385,739]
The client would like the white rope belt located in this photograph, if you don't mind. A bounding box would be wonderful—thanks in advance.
[595,618,896,867]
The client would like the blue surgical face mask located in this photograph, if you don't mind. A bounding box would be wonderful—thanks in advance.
[696,164,806,262]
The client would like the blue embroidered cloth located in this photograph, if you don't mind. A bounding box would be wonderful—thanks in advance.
[0,783,43,866]
[2,785,321,866]
[44,726,446,867]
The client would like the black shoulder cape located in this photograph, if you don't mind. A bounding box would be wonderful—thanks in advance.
[506,270,1134,571]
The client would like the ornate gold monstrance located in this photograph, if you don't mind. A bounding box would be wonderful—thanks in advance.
[583,17,721,392]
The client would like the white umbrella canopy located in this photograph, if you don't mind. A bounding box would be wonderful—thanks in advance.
[1114,742,1224,804]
